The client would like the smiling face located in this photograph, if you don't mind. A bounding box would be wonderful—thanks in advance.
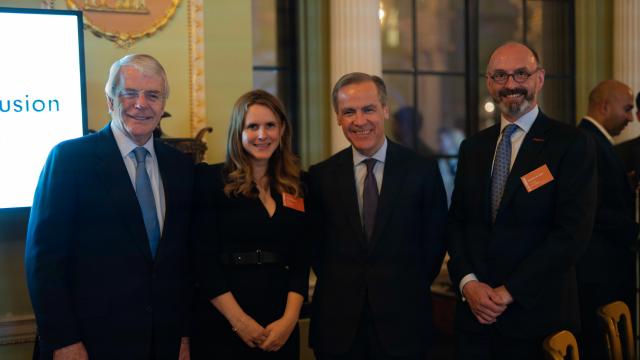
[241,104,284,165]
[336,81,389,156]
[486,43,545,122]
[108,65,166,145]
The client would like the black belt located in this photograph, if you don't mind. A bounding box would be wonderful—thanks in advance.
[220,250,285,265]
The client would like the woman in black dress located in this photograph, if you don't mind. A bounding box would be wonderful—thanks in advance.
[191,90,309,359]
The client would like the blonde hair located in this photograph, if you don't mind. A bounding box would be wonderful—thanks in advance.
[223,89,302,198]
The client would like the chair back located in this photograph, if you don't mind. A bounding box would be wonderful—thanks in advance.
[598,301,635,360]
[543,330,580,360]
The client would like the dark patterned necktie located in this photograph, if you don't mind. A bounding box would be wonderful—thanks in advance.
[362,158,379,241]
[490,124,518,222]
[133,147,161,258]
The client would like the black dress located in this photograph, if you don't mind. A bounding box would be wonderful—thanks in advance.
[191,163,309,360]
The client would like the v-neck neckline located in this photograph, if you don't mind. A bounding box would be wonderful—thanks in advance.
[257,192,278,219]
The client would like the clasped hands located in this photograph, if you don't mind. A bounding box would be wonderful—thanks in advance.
[232,314,297,352]
[462,280,513,325]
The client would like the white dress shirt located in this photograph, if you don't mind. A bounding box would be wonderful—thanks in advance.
[459,106,539,294]
[581,116,613,144]
[352,138,387,223]
[111,123,166,233]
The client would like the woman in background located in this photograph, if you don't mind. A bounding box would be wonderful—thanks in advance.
[190,89,309,359]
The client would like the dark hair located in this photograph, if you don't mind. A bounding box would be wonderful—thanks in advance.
[223,89,302,198]
[636,91,640,111]
[331,72,387,113]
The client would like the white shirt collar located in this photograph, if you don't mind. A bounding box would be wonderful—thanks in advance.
[582,116,614,144]
[352,138,388,166]
[110,122,156,159]
[500,106,538,134]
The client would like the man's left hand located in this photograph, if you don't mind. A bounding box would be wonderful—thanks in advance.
[493,285,514,306]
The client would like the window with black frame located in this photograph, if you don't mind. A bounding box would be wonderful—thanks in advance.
[252,0,299,151]
[380,0,574,205]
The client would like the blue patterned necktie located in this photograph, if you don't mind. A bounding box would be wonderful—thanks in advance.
[133,147,161,258]
[362,158,379,241]
[490,124,518,222]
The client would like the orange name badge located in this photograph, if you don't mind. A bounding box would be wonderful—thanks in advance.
[520,164,554,193]
[282,192,305,212]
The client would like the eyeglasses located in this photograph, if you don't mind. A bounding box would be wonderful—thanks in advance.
[486,68,541,84]
[119,89,165,103]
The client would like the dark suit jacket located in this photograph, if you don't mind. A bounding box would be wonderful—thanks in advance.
[25,125,194,359]
[447,111,597,339]
[308,140,447,356]
[616,136,640,189]
[577,119,637,285]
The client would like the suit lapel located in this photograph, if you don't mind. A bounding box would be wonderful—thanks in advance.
[368,141,406,251]
[334,148,367,246]
[94,125,154,263]
[498,113,550,215]
[154,141,175,262]
[481,126,501,223]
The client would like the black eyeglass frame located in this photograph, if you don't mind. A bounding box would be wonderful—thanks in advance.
[486,68,542,84]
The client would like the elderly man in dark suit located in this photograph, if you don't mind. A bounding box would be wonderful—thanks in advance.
[308,72,447,360]
[25,54,193,360]
[577,80,638,360]
[446,42,597,359]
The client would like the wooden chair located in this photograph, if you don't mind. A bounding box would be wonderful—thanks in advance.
[598,301,635,360]
[543,330,580,360]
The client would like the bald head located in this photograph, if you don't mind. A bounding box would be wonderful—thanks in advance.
[486,42,545,121]
[487,42,540,73]
[587,80,634,136]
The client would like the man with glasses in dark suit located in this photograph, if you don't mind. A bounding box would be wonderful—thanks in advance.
[447,42,597,359]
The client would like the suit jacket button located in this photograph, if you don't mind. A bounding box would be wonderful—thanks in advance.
[146,306,153,313]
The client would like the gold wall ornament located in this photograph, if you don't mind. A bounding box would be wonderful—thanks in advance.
[67,0,181,48]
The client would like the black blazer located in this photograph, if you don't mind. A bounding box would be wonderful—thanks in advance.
[25,125,194,359]
[447,111,597,339]
[616,136,640,188]
[308,140,447,356]
[577,119,637,284]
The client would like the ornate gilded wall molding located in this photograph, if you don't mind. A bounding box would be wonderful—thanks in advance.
[188,0,207,137]
[66,0,181,48]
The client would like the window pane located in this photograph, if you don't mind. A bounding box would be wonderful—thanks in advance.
[253,70,278,96]
[416,0,465,72]
[526,0,572,75]
[417,75,465,206]
[384,73,414,116]
[478,0,523,73]
[416,75,466,154]
[478,79,500,131]
[538,78,573,124]
[381,0,414,71]
[252,0,277,67]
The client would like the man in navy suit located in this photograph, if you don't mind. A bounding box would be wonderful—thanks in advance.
[447,42,597,359]
[308,72,447,359]
[25,54,193,359]
[577,80,638,360]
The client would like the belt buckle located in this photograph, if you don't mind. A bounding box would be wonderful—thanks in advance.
[256,249,263,265]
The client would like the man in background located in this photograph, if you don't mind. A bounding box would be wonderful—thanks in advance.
[579,80,638,359]
[616,91,640,185]
[447,42,597,359]
[308,72,447,359]
[25,54,193,359]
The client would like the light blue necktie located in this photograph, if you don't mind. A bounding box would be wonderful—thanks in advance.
[133,147,160,258]
[490,124,518,222]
